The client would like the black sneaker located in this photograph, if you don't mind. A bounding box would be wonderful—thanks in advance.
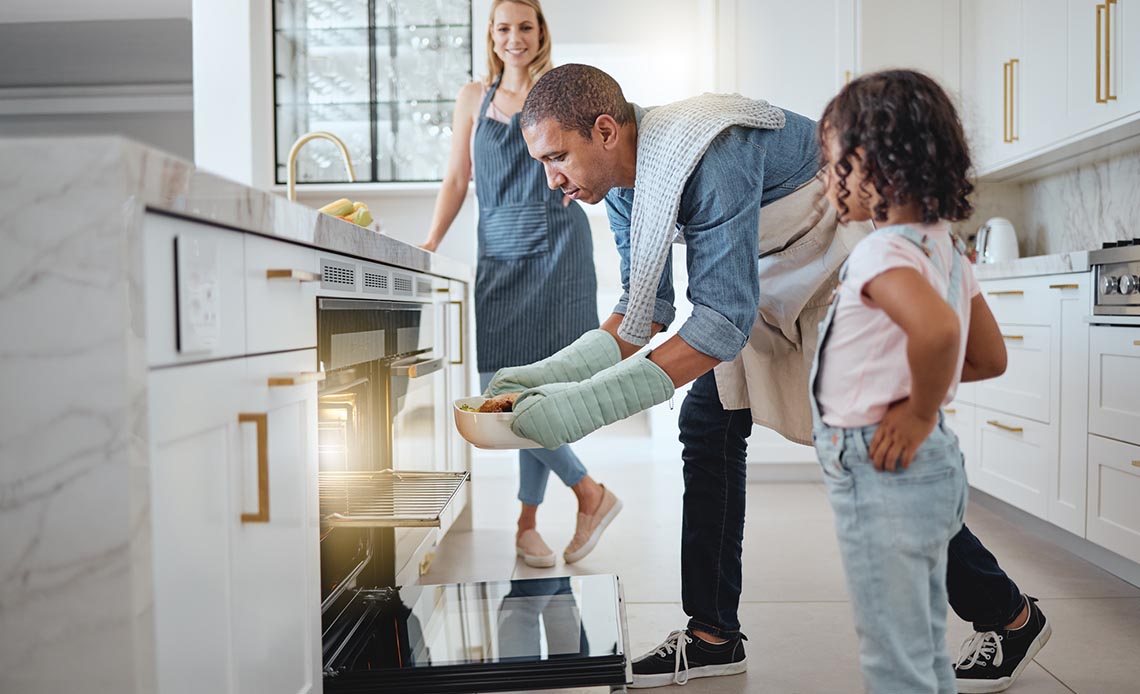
[629,628,747,689]
[954,596,1052,693]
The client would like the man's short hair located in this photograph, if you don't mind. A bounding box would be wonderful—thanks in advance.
[520,64,633,140]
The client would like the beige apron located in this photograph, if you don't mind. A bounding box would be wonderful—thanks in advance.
[712,176,872,445]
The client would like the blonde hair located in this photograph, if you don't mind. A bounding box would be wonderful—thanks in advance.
[483,0,553,86]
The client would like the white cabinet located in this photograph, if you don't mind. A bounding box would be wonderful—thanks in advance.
[149,349,321,694]
[1068,0,1140,134]
[1087,434,1140,564]
[963,0,1027,169]
[723,0,851,119]
[976,324,1053,423]
[971,274,1090,534]
[974,407,1055,518]
[244,234,319,354]
[944,400,978,480]
[960,0,1140,175]
[1022,0,1072,148]
[1089,324,1140,442]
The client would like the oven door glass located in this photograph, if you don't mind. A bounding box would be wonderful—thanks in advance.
[323,574,629,693]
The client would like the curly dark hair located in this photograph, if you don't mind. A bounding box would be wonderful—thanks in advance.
[520,63,633,140]
[818,69,975,225]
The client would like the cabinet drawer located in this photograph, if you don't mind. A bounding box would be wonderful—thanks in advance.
[979,278,1053,325]
[944,401,977,480]
[1087,435,1140,565]
[244,234,319,354]
[1089,325,1140,445]
[975,324,1053,423]
[972,407,1055,519]
[146,213,246,367]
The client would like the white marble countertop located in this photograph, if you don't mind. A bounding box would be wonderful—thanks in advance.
[973,250,1091,280]
[2,135,472,282]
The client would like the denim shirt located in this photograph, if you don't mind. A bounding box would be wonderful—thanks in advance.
[604,103,820,362]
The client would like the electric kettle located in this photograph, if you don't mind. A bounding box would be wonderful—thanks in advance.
[976,217,1019,263]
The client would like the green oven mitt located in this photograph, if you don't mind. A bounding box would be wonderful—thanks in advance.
[510,354,675,449]
[483,329,622,397]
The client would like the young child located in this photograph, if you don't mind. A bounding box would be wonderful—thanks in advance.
[811,70,1009,693]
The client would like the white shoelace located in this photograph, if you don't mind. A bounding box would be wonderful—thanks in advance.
[956,631,1004,670]
[646,629,693,685]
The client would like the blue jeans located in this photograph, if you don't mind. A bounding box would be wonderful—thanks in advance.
[677,371,753,638]
[479,372,588,505]
[814,416,968,694]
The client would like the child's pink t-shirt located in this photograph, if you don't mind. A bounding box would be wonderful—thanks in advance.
[815,223,980,427]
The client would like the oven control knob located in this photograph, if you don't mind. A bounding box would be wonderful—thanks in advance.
[1121,274,1139,295]
[1102,275,1121,295]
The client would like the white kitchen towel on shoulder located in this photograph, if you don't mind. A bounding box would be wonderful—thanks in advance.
[619,93,786,346]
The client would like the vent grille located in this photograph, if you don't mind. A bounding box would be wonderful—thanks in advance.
[392,274,413,296]
[363,271,389,291]
[321,260,355,290]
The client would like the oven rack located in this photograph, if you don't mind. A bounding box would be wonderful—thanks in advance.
[319,470,468,528]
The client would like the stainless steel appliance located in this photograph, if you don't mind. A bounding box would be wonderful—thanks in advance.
[1091,241,1140,316]
[313,257,632,693]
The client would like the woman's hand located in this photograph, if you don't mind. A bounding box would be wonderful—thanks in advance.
[419,239,439,252]
[868,398,937,472]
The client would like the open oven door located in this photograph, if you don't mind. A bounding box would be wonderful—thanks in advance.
[322,574,631,694]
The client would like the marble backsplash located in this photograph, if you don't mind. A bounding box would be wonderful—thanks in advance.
[966,145,1140,257]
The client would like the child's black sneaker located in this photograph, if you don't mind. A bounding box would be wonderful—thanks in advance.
[954,596,1052,693]
[629,628,747,689]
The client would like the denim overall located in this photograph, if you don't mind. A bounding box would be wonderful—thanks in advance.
[809,225,970,694]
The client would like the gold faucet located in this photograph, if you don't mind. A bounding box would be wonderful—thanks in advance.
[286,131,357,201]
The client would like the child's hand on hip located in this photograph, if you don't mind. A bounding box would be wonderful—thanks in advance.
[869,399,938,472]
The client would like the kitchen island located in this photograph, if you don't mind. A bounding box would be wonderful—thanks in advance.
[0,137,473,694]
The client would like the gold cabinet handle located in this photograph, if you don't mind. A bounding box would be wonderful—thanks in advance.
[449,300,465,365]
[987,419,1024,433]
[1108,0,1117,100]
[238,413,270,523]
[844,70,852,85]
[266,268,321,282]
[1002,334,1024,341]
[1010,58,1020,141]
[987,290,1024,296]
[1003,60,1011,143]
[267,371,326,387]
[1132,460,1140,468]
[1049,283,1079,290]
[1133,340,1140,346]
[1098,3,1105,102]
[944,408,957,414]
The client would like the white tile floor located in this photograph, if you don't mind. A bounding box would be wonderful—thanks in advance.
[426,436,1140,693]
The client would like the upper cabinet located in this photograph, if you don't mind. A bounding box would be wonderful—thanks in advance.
[1068,0,1140,132]
[722,0,853,121]
[962,0,1140,176]
[963,0,1028,168]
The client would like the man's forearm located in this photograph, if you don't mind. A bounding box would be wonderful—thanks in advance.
[599,313,720,387]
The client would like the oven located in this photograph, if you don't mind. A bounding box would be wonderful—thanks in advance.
[313,257,630,693]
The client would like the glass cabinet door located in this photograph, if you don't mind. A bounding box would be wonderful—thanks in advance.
[274,0,472,183]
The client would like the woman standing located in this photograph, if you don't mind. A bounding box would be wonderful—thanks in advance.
[421,0,619,568]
